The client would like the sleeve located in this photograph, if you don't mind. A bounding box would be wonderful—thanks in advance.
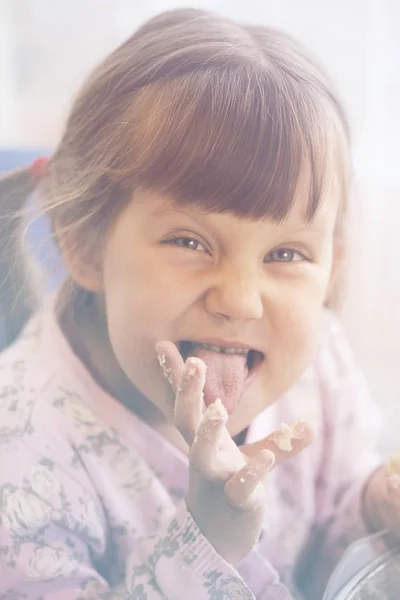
[0,436,263,600]
[296,312,383,599]
[238,548,299,599]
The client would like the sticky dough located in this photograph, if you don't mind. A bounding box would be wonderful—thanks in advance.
[387,451,400,475]
[275,423,295,451]
[274,422,305,452]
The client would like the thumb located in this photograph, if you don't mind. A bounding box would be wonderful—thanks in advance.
[240,421,316,466]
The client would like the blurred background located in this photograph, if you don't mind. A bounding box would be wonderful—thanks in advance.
[0,0,399,451]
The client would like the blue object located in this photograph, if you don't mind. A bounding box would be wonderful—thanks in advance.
[0,148,66,294]
[0,148,48,174]
[0,148,49,173]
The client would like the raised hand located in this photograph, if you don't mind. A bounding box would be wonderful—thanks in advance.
[157,341,315,564]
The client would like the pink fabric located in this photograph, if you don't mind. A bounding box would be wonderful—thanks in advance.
[0,300,381,598]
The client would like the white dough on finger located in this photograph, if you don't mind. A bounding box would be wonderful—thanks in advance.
[273,421,309,452]
[204,398,227,422]
[157,353,173,384]
[275,422,295,451]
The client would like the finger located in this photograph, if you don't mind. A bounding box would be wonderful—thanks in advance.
[375,475,400,542]
[240,420,315,466]
[224,450,274,510]
[387,474,400,500]
[363,467,400,537]
[384,452,400,533]
[190,399,231,478]
[386,475,400,524]
[386,451,400,478]
[174,357,206,445]
[156,341,184,391]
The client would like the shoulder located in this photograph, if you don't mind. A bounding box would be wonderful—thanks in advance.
[0,313,96,464]
[317,309,355,379]
[314,309,381,430]
[316,308,364,396]
[0,313,154,499]
[0,319,109,539]
[0,314,48,445]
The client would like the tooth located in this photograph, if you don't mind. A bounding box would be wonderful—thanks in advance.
[196,342,251,356]
[224,348,249,355]
[209,344,222,353]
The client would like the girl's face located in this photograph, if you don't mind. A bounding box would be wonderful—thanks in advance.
[84,187,339,436]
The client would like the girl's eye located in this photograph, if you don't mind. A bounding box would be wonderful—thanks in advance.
[265,248,306,263]
[168,236,207,253]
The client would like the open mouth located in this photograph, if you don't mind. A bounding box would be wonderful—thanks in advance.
[178,341,264,373]
[176,340,264,413]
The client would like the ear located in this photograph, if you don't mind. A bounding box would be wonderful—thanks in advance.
[56,227,104,292]
[325,239,345,307]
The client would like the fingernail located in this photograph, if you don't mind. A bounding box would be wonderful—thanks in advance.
[157,352,173,384]
[292,421,307,439]
[260,449,275,469]
[185,358,198,378]
[243,451,275,481]
[243,464,264,481]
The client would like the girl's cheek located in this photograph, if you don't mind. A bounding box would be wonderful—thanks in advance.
[279,297,322,352]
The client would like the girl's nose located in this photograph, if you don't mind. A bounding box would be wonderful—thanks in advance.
[204,268,263,322]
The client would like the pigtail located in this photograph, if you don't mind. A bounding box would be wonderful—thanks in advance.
[0,167,40,349]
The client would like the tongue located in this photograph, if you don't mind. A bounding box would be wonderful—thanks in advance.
[189,347,249,414]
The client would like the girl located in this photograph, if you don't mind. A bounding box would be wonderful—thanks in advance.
[0,8,398,600]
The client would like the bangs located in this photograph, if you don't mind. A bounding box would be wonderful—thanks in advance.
[113,66,348,221]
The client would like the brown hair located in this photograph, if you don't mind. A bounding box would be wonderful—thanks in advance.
[0,8,350,347]
[0,169,38,348]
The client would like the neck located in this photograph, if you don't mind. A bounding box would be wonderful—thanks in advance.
[60,289,167,427]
